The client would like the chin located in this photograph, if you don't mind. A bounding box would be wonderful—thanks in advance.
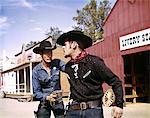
[46,60,51,63]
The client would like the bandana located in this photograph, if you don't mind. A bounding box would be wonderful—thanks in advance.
[71,50,88,63]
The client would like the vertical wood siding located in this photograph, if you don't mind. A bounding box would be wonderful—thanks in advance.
[87,0,150,90]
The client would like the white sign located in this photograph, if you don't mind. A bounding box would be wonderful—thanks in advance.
[119,28,150,50]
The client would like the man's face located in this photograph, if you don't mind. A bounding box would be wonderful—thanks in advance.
[62,41,74,58]
[41,50,52,63]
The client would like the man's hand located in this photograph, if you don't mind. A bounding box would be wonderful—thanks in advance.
[111,106,123,118]
[46,94,57,102]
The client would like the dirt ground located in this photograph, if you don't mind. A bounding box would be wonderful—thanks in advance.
[0,98,150,118]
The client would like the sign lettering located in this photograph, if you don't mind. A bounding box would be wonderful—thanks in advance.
[119,28,150,50]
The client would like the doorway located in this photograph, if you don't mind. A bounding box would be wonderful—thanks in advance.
[123,50,150,103]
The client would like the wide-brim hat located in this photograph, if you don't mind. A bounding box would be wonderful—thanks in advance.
[56,30,92,49]
[33,41,56,54]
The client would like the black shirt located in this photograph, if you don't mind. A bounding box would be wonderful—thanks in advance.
[65,54,123,108]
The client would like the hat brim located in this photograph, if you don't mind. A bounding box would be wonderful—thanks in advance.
[57,31,92,49]
[33,46,56,54]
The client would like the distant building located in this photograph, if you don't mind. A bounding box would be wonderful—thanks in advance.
[0,51,16,93]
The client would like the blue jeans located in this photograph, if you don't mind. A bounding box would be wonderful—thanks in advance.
[65,107,104,118]
[36,101,64,118]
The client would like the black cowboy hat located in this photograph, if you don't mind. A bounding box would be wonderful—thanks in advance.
[33,41,56,54]
[56,30,92,49]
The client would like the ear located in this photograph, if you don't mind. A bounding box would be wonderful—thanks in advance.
[71,41,78,49]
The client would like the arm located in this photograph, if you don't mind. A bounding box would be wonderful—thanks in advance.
[93,57,123,118]
[59,60,66,72]
[93,57,124,108]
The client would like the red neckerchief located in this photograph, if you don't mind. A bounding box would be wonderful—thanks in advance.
[71,50,88,63]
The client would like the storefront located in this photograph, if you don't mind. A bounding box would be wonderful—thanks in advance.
[87,0,150,103]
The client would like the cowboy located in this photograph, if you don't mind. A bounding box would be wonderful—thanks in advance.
[56,30,123,118]
[32,41,65,118]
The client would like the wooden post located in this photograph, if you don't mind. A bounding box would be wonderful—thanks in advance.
[131,56,137,103]
[24,67,26,94]
[17,70,20,94]
[29,62,33,94]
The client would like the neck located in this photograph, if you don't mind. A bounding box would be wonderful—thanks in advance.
[71,48,82,60]
[42,60,50,68]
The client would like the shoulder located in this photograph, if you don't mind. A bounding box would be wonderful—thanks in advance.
[86,54,104,62]
[51,59,61,63]
[51,59,64,68]
[52,59,65,64]
[32,63,41,75]
[33,63,41,71]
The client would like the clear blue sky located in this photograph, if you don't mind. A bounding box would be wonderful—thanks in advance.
[0,0,116,58]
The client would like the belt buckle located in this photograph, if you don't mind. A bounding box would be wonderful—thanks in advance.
[80,102,87,110]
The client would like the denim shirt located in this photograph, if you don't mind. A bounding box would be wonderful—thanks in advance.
[32,59,65,101]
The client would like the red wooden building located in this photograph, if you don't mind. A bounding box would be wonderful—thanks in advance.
[87,0,150,103]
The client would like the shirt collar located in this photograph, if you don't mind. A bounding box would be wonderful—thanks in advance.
[36,63,45,71]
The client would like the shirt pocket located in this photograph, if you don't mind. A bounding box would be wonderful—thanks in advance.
[79,65,93,82]
[38,73,50,86]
